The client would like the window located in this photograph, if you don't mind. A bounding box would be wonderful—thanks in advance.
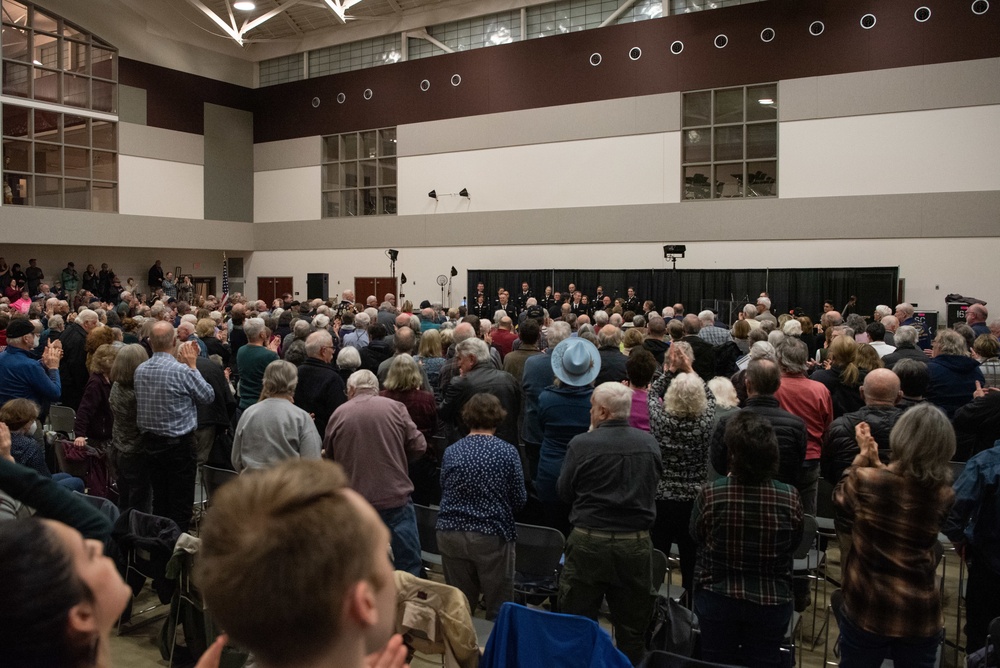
[1,0,118,211]
[682,83,777,200]
[321,128,396,217]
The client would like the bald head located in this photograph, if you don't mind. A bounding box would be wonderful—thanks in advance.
[861,368,901,406]
[453,322,476,344]
[967,303,988,325]
[150,321,177,352]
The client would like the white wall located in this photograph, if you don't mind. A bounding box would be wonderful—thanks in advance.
[254,167,321,222]
[780,105,1000,199]
[247,237,1000,317]
[397,133,682,215]
[118,156,205,219]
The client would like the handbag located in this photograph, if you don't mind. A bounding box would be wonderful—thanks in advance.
[60,440,114,499]
[645,594,699,657]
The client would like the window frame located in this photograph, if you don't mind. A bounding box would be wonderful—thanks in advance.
[321,127,397,218]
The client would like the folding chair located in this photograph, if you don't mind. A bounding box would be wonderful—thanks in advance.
[46,404,77,436]
[200,464,237,509]
[513,522,565,608]
[413,503,443,572]
[789,515,819,665]
[652,548,686,602]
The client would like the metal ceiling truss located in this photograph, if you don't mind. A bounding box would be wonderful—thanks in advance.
[183,0,366,45]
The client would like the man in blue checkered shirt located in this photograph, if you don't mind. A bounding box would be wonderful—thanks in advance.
[697,310,733,346]
[135,321,215,532]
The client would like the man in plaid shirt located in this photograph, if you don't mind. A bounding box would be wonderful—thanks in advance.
[697,310,733,346]
[135,321,215,532]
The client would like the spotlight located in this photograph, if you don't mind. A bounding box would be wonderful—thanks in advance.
[400,273,408,284]
[387,249,398,262]
[663,244,687,258]
[428,190,437,200]
[459,188,470,199]
[450,266,458,277]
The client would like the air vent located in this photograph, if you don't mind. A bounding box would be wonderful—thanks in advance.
[629,47,641,60]
[914,6,931,21]
[589,52,602,66]
[363,88,373,100]
[760,27,775,42]
[670,40,684,55]
[860,14,876,29]
[336,92,346,104]
[420,79,430,92]
[311,97,320,108]
[451,74,461,86]
[809,21,825,36]
[714,34,728,48]
[972,0,989,15]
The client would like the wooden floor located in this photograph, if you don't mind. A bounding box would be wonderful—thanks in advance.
[110,540,971,667]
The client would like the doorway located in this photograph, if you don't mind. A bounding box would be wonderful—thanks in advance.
[354,277,397,304]
[257,276,294,304]
[192,277,215,304]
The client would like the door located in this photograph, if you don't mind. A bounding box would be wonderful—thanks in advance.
[192,277,215,304]
[257,276,293,304]
[354,277,397,304]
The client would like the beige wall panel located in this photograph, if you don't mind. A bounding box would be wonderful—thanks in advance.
[119,123,204,165]
[254,136,322,172]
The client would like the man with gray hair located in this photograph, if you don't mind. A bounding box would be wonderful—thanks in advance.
[295,330,347,436]
[236,316,280,418]
[557,381,662,665]
[521,321,572,481]
[774,337,832,516]
[59,307,100,410]
[439,337,521,447]
[698,309,733,346]
[324,369,426,576]
[342,311,371,349]
[756,296,777,324]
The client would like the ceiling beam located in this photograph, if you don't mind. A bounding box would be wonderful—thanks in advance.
[386,0,402,13]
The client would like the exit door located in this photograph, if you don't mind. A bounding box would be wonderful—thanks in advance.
[257,276,293,304]
[354,277,397,304]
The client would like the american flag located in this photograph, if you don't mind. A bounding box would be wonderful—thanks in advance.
[220,254,229,309]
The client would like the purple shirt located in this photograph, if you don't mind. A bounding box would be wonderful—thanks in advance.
[629,388,651,431]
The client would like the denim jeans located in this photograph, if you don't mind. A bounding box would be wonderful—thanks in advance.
[694,588,792,668]
[378,501,423,577]
[836,609,941,668]
[53,472,85,493]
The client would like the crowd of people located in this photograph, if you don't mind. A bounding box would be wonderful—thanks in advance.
[0,257,998,668]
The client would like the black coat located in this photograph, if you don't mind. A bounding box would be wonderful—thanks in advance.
[709,395,807,485]
[439,363,521,446]
[203,336,231,369]
[58,322,89,410]
[882,345,929,369]
[683,335,716,382]
[643,339,669,366]
[195,357,234,429]
[952,391,1000,460]
[821,404,902,483]
[810,366,867,418]
[360,339,393,373]
[294,358,348,436]
[595,346,628,385]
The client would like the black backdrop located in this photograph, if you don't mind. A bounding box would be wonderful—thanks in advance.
[468,267,899,323]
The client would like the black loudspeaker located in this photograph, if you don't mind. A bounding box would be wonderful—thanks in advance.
[913,310,938,350]
[306,273,329,301]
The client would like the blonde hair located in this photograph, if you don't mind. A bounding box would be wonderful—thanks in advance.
[88,343,118,376]
[418,329,443,358]
[664,372,708,418]
[383,354,422,392]
[828,335,860,386]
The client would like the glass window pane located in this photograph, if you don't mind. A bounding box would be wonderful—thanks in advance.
[65,178,88,209]
[91,182,115,212]
[683,91,710,127]
[322,164,339,190]
[2,24,29,61]
[747,84,777,122]
[3,138,30,171]
[713,88,743,125]
[361,188,377,215]
[64,115,88,146]
[3,61,29,97]
[378,187,396,215]
[341,133,358,161]
[4,172,27,204]
[713,126,742,161]
[33,175,59,207]
[33,142,60,175]
[683,128,710,164]
[91,121,114,150]
[360,160,376,188]
[3,104,28,137]
[747,123,777,160]
[746,161,777,197]
[65,39,87,74]
[62,21,83,39]
[33,68,59,103]
[341,162,357,188]
[379,161,395,186]
[63,72,87,107]
[323,136,339,161]
[340,190,358,216]
[322,191,340,218]
[31,8,58,34]
[32,32,60,68]
[683,167,712,201]
[92,150,114,181]
[92,78,114,112]
[64,146,88,178]
[33,109,59,141]
[360,130,377,159]
[714,165,742,199]
[378,128,396,157]
[2,1,28,23]
[92,47,115,80]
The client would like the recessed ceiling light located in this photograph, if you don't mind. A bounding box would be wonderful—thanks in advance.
[758,98,774,105]
[233,1,256,10]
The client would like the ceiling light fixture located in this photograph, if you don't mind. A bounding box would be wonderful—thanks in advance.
[233,1,255,10]
[758,98,774,105]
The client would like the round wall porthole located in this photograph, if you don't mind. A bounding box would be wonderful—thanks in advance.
[336,92,346,104]
[363,88,373,100]
[972,0,989,15]
[760,27,775,42]
[629,47,641,61]
[914,6,931,21]
[311,97,320,108]
[860,13,876,29]
[714,34,728,48]
[589,52,602,66]
[670,40,684,55]
[451,74,461,86]
[419,79,430,92]
[809,21,825,36]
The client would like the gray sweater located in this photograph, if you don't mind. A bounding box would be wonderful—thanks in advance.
[232,397,322,472]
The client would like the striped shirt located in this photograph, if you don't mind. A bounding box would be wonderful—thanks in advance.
[134,352,215,437]
[691,477,803,606]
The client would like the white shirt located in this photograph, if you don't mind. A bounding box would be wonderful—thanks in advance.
[869,340,897,358]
